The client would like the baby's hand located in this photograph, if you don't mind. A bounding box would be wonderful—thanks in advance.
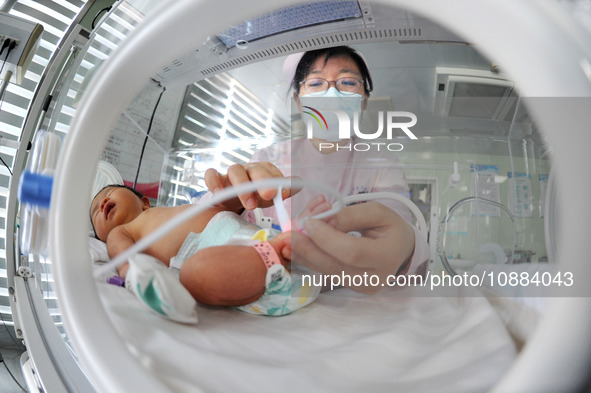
[117,261,130,279]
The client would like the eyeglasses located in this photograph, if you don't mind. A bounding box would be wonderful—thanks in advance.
[299,77,364,95]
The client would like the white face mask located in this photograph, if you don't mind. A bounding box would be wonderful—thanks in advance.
[300,88,364,141]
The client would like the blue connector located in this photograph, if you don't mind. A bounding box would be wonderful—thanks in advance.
[18,171,54,209]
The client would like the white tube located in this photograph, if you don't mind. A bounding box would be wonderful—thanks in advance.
[449,161,460,188]
[94,182,427,279]
[273,186,292,231]
[543,167,557,263]
[93,177,345,278]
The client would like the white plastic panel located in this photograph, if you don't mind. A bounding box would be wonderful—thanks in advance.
[49,1,591,392]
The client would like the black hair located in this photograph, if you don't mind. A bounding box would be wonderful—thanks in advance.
[290,46,373,95]
[92,184,144,202]
[90,184,145,239]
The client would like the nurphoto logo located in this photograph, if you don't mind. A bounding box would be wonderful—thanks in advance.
[298,97,418,152]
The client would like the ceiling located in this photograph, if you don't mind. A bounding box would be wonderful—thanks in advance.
[151,1,539,141]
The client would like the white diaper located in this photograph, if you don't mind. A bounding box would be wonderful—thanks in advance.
[169,211,264,272]
[125,253,199,324]
[170,211,320,316]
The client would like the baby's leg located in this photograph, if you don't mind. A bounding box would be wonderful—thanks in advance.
[179,236,290,307]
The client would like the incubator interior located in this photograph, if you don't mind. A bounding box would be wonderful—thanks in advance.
[4,0,590,392]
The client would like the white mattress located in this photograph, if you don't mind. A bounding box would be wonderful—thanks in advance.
[94,268,520,393]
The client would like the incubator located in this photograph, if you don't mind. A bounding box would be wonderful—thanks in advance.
[2,0,590,392]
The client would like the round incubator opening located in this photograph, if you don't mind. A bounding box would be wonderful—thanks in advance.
[45,1,591,392]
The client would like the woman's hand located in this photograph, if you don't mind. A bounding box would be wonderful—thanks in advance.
[204,162,298,213]
[285,199,416,294]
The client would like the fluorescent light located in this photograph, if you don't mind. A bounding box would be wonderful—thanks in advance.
[217,1,361,47]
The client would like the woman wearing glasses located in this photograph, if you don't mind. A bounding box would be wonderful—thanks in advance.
[204,46,429,293]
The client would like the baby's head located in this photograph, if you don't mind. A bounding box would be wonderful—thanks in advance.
[90,184,150,242]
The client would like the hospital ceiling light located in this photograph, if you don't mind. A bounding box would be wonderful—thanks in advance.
[216,0,362,48]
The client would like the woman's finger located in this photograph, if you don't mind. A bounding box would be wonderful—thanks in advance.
[226,164,258,209]
[288,231,348,275]
[297,195,326,218]
[331,202,395,232]
[244,162,281,201]
[289,231,381,294]
[301,219,383,268]
[204,168,224,193]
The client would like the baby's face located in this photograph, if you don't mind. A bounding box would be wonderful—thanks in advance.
[90,187,149,242]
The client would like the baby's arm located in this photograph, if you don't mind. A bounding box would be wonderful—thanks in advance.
[106,226,136,278]
[179,236,289,306]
